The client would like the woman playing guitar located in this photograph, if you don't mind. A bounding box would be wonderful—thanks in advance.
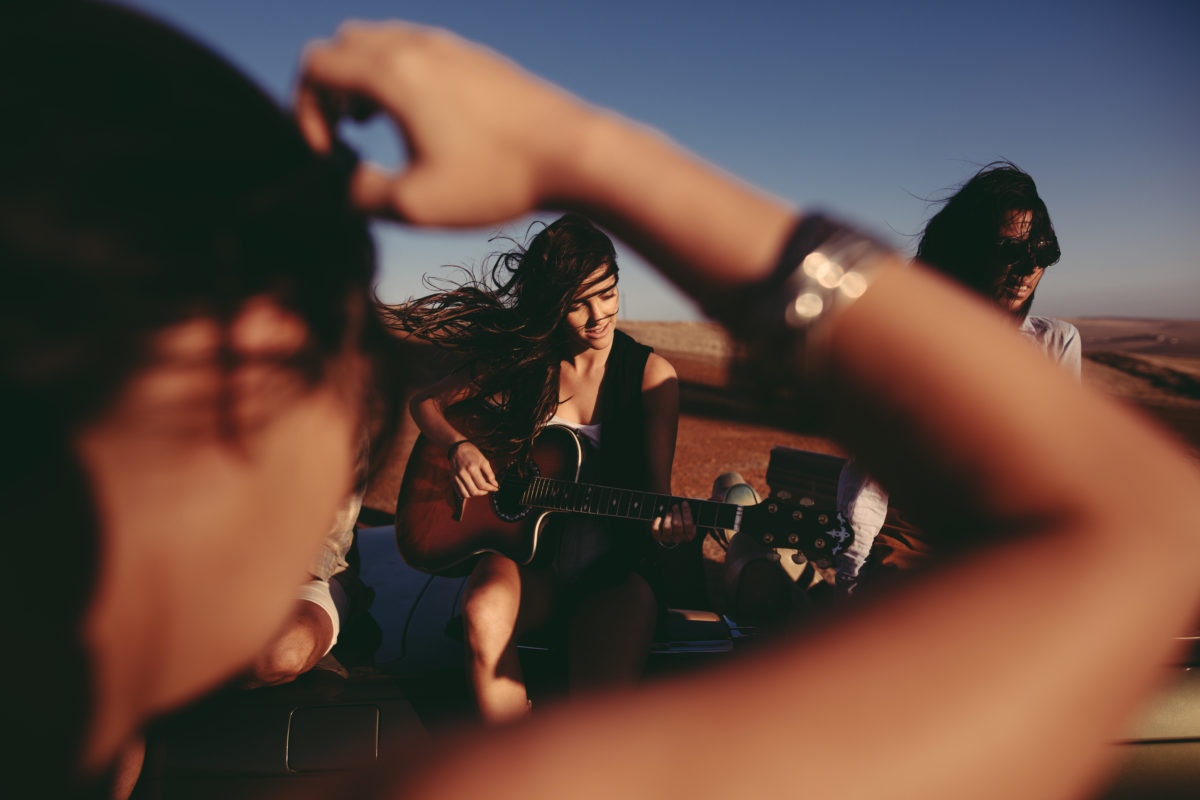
[386,213,696,722]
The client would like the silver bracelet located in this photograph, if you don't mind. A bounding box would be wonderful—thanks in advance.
[704,214,895,429]
[776,217,894,377]
[713,213,894,388]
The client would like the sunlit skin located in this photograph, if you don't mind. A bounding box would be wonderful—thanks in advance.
[563,268,620,353]
[407,259,692,723]
[991,209,1045,314]
[38,15,1200,800]
[77,300,363,771]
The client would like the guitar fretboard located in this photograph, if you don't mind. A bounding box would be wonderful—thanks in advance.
[520,476,742,531]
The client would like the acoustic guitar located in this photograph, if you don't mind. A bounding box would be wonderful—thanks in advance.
[394,424,852,575]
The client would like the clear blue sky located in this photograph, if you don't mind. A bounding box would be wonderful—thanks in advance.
[123,0,1199,321]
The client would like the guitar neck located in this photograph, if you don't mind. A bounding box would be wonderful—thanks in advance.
[521,475,742,531]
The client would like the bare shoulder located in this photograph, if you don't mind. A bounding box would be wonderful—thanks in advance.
[642,351,678,390]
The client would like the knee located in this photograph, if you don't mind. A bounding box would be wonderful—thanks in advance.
[621,573,657,617]
[461,583,520,659]
[722,535,792,625]
[710,472,759,505]
[254,642,313,685]
[251,624,324,685]
[249,602,332,686]
[622,576,659,637]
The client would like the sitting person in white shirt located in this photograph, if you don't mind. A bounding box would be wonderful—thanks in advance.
[836,162,1081,592]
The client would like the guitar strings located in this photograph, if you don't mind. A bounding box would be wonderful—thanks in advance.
[490,473,737,526]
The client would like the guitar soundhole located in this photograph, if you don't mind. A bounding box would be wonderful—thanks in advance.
[491,461,539,522]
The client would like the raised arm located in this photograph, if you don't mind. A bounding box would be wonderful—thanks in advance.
[294,23,791,299]
[297,23,1200,800]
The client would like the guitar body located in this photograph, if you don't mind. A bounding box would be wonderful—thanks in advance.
[396,423,852,576]
[395,425,586,574]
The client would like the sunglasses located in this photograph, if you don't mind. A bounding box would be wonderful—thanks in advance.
[993,237,1060,274]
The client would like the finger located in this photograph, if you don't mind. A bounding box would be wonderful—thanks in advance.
[660,510,675,543]
[465,465,499,496]
[293,33,381,154]
[294,39,360,154]
[348,162,407,220]
[679,502,696,541]
[455,474,484,497]
[294,82,335,154]
[462,470,485,497]
[480,461,499,491]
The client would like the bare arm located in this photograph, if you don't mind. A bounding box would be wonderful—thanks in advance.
[409,373,498,497]
[298,23,1200,800]
[294,24,791,299]
[639,352,694,546]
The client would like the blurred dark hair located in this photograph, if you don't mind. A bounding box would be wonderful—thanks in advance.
[0,3,394,782]
[1,2,385,436]
[383,213,618,460]
[916,161,1059,311]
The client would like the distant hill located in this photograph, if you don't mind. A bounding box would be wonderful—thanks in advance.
[618,317,1200,456]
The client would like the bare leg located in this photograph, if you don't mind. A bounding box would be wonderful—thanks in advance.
[568,573,657,691]
[462,554,554,723]
[109,736,145,800]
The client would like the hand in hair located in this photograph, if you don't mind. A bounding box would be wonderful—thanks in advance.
[294,22,791,306]
[296,23,593,227]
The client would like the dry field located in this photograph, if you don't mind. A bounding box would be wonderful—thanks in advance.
[365,317,1200,518]
[359,316,1200,616]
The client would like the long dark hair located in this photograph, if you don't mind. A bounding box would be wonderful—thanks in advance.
[1,3,391,784]
[916,161,1059,317]
[384,213,618,460]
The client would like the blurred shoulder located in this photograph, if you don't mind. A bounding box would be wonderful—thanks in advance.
[1023,315,1078,342]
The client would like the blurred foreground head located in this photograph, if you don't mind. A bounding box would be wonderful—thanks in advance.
[0,1,386,789]
[0,0,378,438]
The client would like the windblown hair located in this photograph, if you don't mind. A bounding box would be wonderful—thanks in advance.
[384,213,618,461]
[916,161,1059,316]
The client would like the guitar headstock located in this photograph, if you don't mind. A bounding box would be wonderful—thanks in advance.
[740,491,853,564]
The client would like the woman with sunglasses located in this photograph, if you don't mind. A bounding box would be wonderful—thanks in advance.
[917,161,1076,343]
[832,162,1081,593]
